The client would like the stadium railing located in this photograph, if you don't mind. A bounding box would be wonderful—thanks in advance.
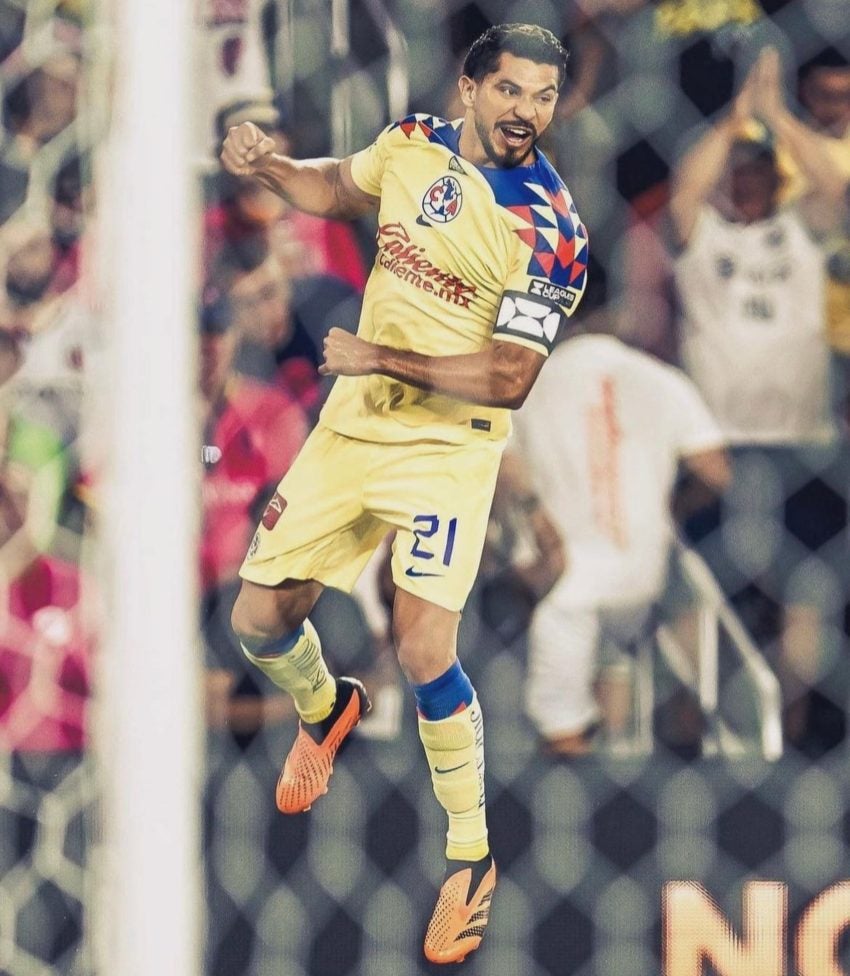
[631,538,784,761]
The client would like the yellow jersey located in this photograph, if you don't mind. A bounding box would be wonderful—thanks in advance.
[319,113,589,445]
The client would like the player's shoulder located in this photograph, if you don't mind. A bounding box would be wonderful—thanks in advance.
[484,151,588,297]
[384,113,462,152]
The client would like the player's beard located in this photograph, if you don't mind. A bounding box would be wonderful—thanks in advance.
[474,114,537,168]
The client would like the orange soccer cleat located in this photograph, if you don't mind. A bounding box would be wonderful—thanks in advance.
[275,676,370,815]
[423,855,497,965]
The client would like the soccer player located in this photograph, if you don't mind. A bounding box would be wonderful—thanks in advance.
[220,22,588,964]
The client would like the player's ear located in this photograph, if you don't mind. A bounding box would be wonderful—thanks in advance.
[458,75,476,110]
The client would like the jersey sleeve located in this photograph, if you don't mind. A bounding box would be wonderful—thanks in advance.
[348,123,395,197]
[492,184,589,357]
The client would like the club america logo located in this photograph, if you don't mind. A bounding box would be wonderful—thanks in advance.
[422,175,462,223]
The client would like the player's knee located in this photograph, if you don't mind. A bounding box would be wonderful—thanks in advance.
[230,583,303,648]
[232,578,322,645]
[392,598,460,683]
[230,589,271,646]
[395,634,456,684]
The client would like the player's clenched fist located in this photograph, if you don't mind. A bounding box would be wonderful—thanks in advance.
[220,121,277,177]
[319,327,379,377]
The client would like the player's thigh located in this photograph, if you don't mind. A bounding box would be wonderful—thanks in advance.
[241,426,386,592]
[374,440,503,614]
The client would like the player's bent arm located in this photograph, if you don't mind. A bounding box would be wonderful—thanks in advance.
[253,155,378,220]
[220,122,378,220]
[320,328,546,409]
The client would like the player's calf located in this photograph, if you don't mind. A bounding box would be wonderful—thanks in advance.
[237,607,369,814]
[413,661,496,961]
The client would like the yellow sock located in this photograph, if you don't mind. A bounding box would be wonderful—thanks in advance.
[242,618,336,723]
[418,695,489,861]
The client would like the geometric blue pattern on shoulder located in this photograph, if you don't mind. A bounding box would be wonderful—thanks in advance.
[475,150,589,293]
[389,113,461,153]
[389,115,588,295]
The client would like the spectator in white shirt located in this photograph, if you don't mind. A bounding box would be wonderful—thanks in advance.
[512,304,730,755]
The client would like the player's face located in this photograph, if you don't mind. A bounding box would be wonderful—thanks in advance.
[459,53,560,168]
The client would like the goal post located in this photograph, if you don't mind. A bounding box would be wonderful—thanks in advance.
[93,0,202,973]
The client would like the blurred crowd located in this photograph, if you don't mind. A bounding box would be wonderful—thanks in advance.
[0,0,848,790]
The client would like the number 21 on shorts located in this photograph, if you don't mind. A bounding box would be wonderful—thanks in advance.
[409,514,458,571]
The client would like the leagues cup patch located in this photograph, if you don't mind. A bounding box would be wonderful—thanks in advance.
[422,175,462,224]
[528,278,577,309]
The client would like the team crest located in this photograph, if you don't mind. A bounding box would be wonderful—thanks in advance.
[422,175,462,223]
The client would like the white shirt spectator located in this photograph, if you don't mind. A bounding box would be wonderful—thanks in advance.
[513,333,726,742]
[675,205,835,445]
[513,333,724,610]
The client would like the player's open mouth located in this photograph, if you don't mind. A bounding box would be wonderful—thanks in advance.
[498,123,533,147]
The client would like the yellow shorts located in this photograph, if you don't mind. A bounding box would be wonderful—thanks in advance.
[240,424,503,612]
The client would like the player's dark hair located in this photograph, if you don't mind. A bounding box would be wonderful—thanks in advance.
[463,23,569,90]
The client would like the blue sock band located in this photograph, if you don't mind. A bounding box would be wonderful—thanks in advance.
[249,624,305,659]
[413,660,474,721]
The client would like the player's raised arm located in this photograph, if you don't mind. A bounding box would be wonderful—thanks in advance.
[220,121,379,220]
[319,328,546,410]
